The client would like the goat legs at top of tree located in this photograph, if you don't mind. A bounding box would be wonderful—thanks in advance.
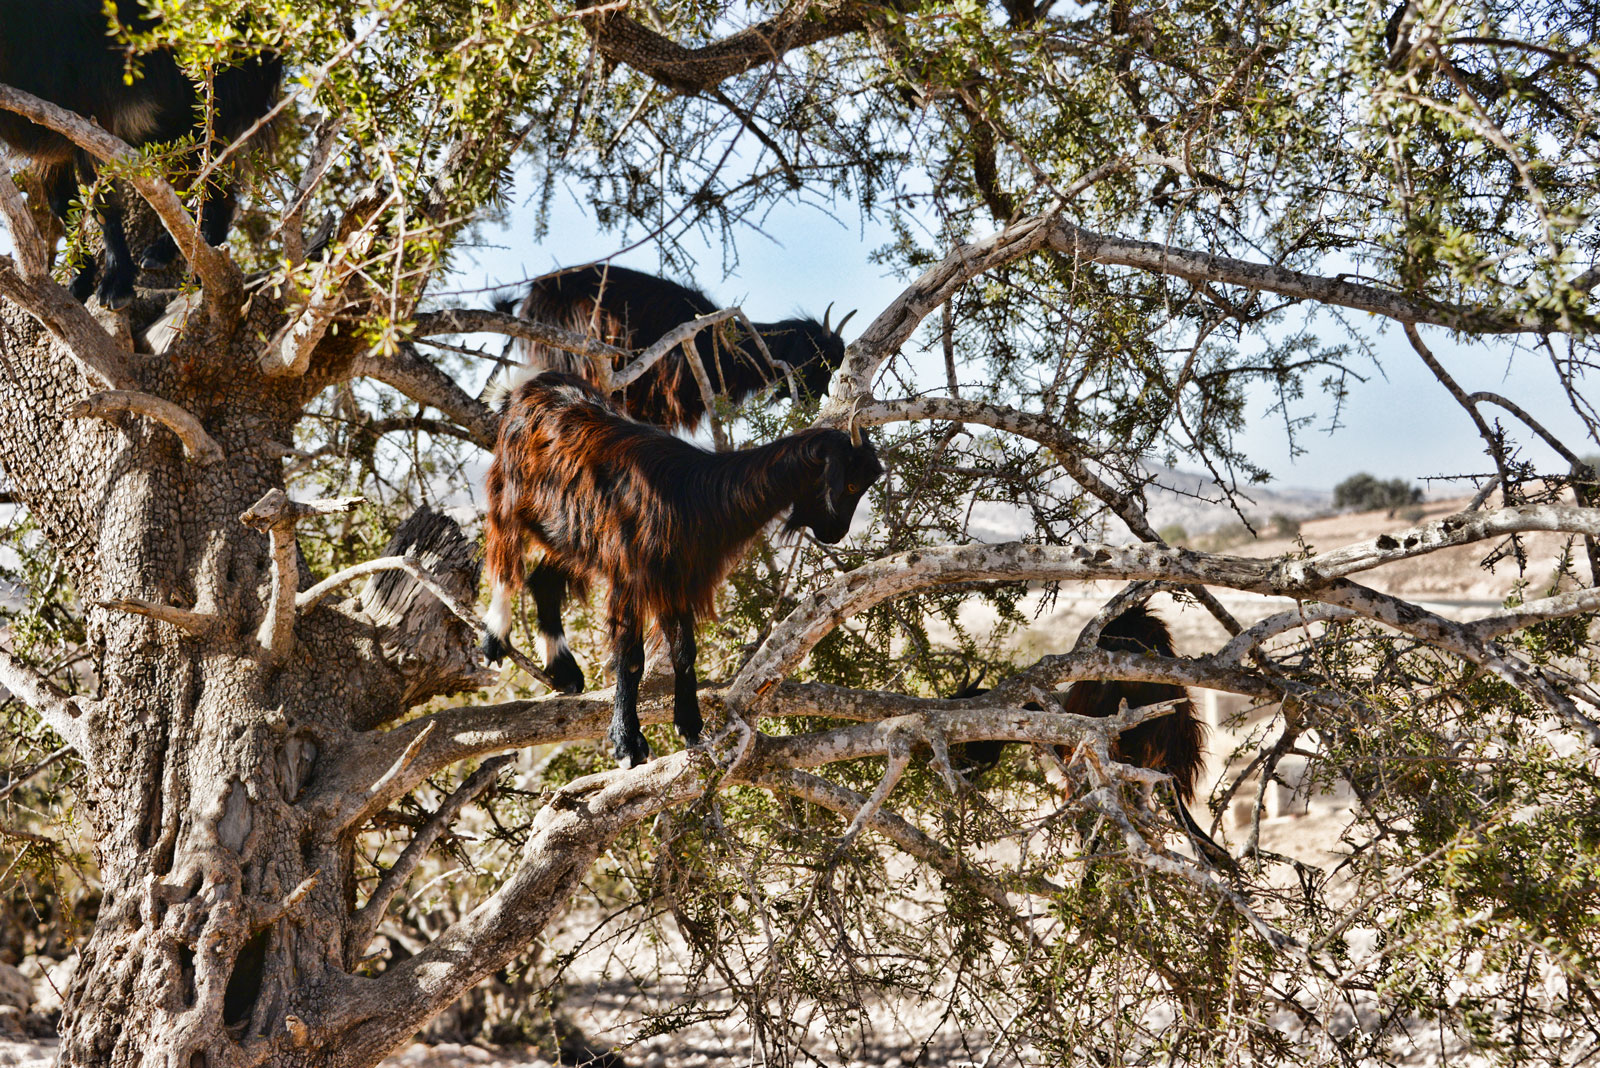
[0,0,280,309]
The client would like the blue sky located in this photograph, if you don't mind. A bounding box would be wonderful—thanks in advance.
[4,167,1591,493]
[445,172,1597,494]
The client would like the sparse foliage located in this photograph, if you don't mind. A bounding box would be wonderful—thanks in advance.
[0,0,1597,1066]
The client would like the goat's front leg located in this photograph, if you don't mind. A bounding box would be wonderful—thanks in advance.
[608,608,650,769]
[79,157,136,310]
[662,614,702,746]
[528,560,584,694]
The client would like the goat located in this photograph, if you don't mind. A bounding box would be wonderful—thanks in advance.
[954,606,1232,868]
[505,264,855,433]
[481,372,883,768]
[0,0,281,308]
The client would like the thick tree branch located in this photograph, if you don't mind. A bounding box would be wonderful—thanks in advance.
[67,390,224,464]
[0,257,136,389]
[0,647,86,752]
[825,212,1589,412]
[349,343,498,448]
[727,507,1600,706]
[581,0,872,94]
[0,82,242,316]
[0,156,49,281]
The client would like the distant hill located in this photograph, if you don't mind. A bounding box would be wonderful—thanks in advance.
[963,464,1333,544]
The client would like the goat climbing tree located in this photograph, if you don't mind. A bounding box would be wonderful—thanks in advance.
[0,1,1598,1066]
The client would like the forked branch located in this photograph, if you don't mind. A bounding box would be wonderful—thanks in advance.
[68,391,224,464]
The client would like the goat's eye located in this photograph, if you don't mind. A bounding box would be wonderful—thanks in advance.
[846,483,860,494]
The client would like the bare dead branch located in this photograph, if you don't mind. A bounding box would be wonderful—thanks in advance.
[412,308,630,383]
[239,490,364,661]
[99,596,223,640]
[67,390,224,464]
[347,753,513,963]
[610,307,742,390]
[0,647,86,752]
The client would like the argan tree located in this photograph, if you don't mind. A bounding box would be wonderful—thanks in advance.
[1,0,1598,1065]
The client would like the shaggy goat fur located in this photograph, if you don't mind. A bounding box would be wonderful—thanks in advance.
[956,606,1229,865]
[482,372,882,767]
[505,264,853,432]
[0,0,280,308]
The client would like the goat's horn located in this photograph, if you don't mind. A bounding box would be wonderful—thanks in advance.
[848,394,868,446]
[822,302,835,332]
[834,308,858,335]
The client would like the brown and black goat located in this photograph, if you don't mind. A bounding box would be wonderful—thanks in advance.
[482,372,883,768]
[505,264,855,433]
[0,0,281,308]
[955,605,1231,867]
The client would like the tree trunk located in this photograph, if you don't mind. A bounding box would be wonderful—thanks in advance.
[0,294,485,1068]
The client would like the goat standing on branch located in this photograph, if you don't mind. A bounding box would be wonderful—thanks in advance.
[956,605,1231,866]
[506,264,855,432]
[0,0,280,308]
[482,372,883,767]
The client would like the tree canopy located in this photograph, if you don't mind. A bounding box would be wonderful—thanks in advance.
[0,0,1598,1065]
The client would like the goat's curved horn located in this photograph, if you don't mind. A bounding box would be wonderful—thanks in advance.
[834,308,858,335]
[847,395,868,447]
[821,302,836,333]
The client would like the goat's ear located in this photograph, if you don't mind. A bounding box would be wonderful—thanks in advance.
[823,447,848,502]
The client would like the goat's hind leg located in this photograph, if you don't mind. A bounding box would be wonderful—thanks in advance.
[528,560,584,694]
[662,614,702,746]
[607,608,650,769]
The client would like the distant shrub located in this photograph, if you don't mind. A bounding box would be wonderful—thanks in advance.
[1334,473,1423,514]
[1157,523,1188,545]
[1270,513,1300,539]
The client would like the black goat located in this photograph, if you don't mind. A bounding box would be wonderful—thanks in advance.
[506,264,855,433]
[955,606,1232,867]
[482,372,883,768]
[0,0,281,308]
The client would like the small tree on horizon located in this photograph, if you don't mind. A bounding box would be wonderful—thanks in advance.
[1333,472,1426,514]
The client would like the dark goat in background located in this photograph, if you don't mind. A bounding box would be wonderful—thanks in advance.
[955,606,1231,867]
[505,264,855,432]
[482,372,883,768]
[0,0,281,308]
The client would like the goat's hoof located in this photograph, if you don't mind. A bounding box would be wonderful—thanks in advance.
[676,721,703,747]
[611,731,651,770]
[479,632,511,665]
[96,276,135,311]
[139,237,178,271]
[547,654,585,695]
[69,268,97,304]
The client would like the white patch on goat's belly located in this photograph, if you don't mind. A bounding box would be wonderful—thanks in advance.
[484,584,513,638]
[109,98,163,143]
